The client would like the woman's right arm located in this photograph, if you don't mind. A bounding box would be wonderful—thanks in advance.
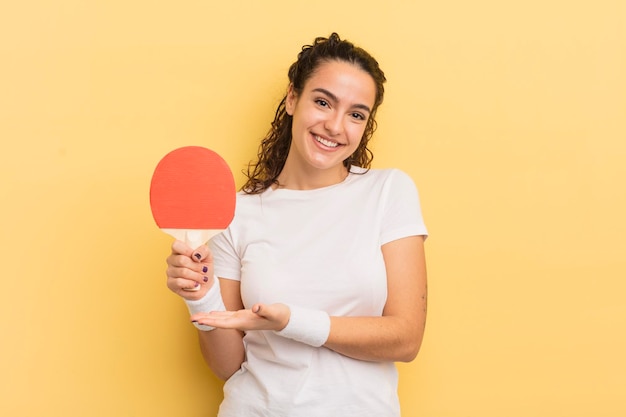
[166,241,245,381]
[196,278,245,380]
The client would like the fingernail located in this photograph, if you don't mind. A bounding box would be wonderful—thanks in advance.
[194,253,201,260]
[203,276,209,283]
[202,266,208,273]
[194,282,201,288]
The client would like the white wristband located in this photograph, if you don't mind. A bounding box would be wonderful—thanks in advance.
[274,304,331,347]
[184,276,226,331]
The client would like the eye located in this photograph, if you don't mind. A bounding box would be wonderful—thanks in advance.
[351,112,366,121]
[315,98,329,108]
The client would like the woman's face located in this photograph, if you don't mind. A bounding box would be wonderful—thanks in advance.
[285,60,376,175]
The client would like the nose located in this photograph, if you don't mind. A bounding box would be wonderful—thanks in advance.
[323,112,343,136]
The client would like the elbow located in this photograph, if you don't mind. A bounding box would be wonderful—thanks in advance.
[396,334,424,362]
[205,355,243,381]
[206,356,242,381]
[214,367,237,382]
[397,318,427,362]
[201,349,244,382]
[397,345,420,363]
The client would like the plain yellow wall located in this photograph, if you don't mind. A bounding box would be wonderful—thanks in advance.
[1,1,624,416]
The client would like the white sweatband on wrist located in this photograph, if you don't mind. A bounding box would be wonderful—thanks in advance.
[274,304,331,347]
[184,276,226,331]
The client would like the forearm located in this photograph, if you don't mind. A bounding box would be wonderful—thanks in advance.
[323,237,427,362]
[197,328,245,380]
[324,315,425,362]
[187,277,246,380]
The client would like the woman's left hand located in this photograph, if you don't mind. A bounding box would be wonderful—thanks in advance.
[191,303,291,332]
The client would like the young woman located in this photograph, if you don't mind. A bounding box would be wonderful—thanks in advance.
[166,33,428,417]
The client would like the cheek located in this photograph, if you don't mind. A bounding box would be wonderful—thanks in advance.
[347,123,367,143]
[296,109,325,130]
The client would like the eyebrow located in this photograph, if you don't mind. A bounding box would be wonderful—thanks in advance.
[312,88,372,114]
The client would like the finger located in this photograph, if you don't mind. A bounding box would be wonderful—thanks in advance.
[166,252,192,270]
[179,280,201,292]
[167,253,212,277]
[191,311,236,321]
[191,312,239,329]
[171,239,194,257]
[252,303,278,318]
[167,265,210,290]
[252,303,290,330]
[167,276,200,292]
[166,263,204,281]
[191,244,212,264]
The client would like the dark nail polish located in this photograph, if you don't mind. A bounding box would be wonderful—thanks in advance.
[202,266,208,273]
[203,276,209,283]
[194,253,202,260]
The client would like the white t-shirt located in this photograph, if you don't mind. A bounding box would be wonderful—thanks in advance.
[210,167,428,417]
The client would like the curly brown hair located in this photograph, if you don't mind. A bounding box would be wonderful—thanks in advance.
[242,33,386,194]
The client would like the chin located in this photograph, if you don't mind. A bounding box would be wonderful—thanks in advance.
[307,156,345,171]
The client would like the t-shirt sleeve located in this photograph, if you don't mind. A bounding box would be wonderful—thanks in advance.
[379,169,428,245]
[209,227,242,281]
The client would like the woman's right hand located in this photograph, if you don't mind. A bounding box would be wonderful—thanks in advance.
[166,240,215,301]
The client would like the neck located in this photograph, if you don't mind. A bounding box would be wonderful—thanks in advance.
[276,159,349,190]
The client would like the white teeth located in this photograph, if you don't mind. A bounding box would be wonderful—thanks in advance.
[315,135,339,148]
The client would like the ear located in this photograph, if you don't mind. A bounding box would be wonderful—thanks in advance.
[285,84,296,116]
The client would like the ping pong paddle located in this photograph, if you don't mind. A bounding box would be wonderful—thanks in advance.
[150,145,236,259]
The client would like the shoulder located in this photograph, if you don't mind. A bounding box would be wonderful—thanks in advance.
[235,187,272,201]
[231,190,266,214]
[351,166,410,178]
[350,167,417,190]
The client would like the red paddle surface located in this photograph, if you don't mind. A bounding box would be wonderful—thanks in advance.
[150,146,236,231]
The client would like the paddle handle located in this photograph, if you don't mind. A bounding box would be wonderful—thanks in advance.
[162,228,223,248]
[162,228,223,292]
[185,230,209,250]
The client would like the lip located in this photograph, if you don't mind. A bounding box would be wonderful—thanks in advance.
[312,133,343,150]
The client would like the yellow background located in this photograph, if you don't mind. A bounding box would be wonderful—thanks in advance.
[1,1,624,416]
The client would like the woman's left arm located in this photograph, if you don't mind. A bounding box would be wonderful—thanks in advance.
[323,235,427,362]
[191,235,427,362]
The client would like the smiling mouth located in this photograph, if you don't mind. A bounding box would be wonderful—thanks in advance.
[314,135,340,148]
